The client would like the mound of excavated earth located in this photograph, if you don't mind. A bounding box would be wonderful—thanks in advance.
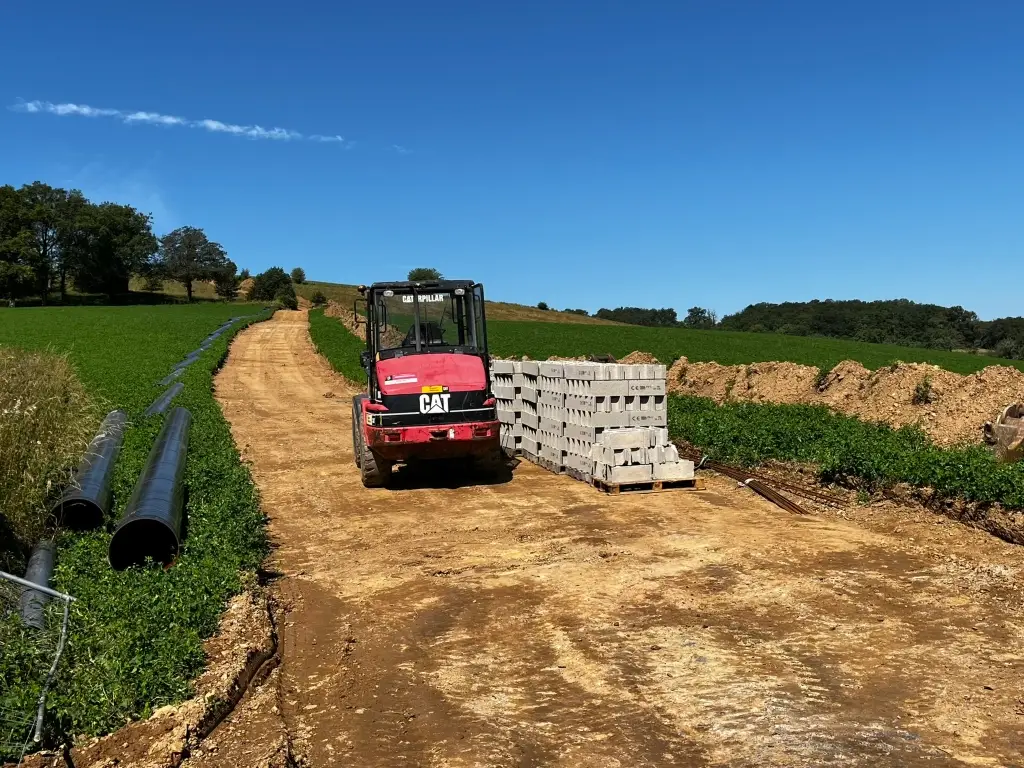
[668,356,1024,446]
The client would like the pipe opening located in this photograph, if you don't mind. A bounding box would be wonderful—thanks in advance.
[108,518,180,570]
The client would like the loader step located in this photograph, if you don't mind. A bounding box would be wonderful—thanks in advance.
[592,476,705,495]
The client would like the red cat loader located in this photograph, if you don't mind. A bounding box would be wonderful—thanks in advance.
[351,280,504,487]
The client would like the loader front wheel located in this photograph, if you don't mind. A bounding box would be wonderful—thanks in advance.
[360,444,392,488]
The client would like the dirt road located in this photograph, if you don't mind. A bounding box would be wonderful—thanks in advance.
[198,310,1023,767]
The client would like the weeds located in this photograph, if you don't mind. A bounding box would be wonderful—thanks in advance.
[0,350,98,570]
[814,365,831,390]
[913,375,934,405]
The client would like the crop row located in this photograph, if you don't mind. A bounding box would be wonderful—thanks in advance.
[667,395,1024,511]
[0,304,269,739]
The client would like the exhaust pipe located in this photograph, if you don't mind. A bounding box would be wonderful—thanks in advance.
[108,407,191,571]
[51,410,128,530]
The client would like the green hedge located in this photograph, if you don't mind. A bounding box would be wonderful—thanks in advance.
[668,395,1024,510]
[308,308,367,384]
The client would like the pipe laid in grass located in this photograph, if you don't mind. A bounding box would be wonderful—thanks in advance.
[108,407,191,571]
[144,382,184,417]
[19,540,55,629]
[51,410,128,530]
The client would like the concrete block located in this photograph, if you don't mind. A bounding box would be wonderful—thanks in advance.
[512,373,525,387]
[565,393,597,411]
[538,416,564,435]
[538,361,564,378]
[521,435,539,455]
[521,360,540,376]
[520,410,540,429]
[493,384,516,400]
[539,390,565,408]
[603,464,653,483]
[562,363,597,380]
[628,411,667,427]
[564,423,598,442]
[591,380,628,396]
[491,359,515,374]
[593,411,630,428]
[598,427,648,450]
[653,460,695,481]
[520,385,538,403]
[627,379,667,396]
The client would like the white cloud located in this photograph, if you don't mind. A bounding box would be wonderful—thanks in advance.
[391,144,411,155]
[10,99,346,146]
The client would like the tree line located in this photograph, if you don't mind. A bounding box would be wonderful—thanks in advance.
[718,299,1024,360]
[0,180,245,304]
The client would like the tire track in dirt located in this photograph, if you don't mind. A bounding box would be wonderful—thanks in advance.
[192,309,1023,767]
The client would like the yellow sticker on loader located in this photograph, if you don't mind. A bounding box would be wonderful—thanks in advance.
[421,385,444,393]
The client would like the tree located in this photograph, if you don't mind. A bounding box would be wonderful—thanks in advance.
[310,289,327,306]
[682,306,717,330]
[408,267,442,281]
[157,226,229,301]
[239,268,251,280]
[595,307,678,327]
[537,301,549,311]
[214,260,240,301]
[72,203,157,295]
[564,308,589,316]
[19,182,67,303]
[249,267,292,301]
[0,185,34,303]
[290,267,306,284]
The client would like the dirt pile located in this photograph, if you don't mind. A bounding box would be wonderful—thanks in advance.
[620,350,661,365]
[238,277,255,298]
[324,301,403,347]
[668,357,1024,446]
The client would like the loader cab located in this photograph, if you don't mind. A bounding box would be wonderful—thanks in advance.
[357,280,492,405]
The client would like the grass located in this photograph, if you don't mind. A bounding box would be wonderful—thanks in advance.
[295,280,618,325]
[0,350,98,570]
[485,321,1024,375]
[308,308,367,383]
[668,395,1024,510]
[0,303,270,744]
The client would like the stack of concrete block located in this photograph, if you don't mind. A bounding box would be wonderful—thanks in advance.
[492,360,523,455]
[491,358,695,487]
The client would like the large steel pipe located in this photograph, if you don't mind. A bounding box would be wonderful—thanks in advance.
[51,410,128,530]
[19,540,55,629]
[108,407,191,570]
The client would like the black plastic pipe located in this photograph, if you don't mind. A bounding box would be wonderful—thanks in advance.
[19,540,55,629]
[158,367,184,387]
[144,382,184,417]
[108,407,192,570]
[51,410,128,530]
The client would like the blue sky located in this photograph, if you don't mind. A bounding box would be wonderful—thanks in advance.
[3,1,1023,319]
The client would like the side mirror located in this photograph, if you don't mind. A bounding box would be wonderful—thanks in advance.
[352,299,367,323]
[360,351,372,370]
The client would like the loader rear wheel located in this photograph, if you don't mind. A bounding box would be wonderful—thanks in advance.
[360,444,392,488]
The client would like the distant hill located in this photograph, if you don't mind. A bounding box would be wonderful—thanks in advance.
[719,299,1024,361]
[294,280,620,325]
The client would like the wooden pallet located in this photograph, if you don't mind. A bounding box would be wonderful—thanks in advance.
[592,476,705,495]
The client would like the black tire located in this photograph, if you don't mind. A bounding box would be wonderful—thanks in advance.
[360,444,392,488]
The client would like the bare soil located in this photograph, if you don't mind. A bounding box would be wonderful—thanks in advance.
[668,356,1024,446]
[190,310,1024,767]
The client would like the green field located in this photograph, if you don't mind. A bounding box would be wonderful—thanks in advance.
[0,304,269,742]
[486,321,1024,375]
[669,396,1024,514]
[308,308,368,384]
